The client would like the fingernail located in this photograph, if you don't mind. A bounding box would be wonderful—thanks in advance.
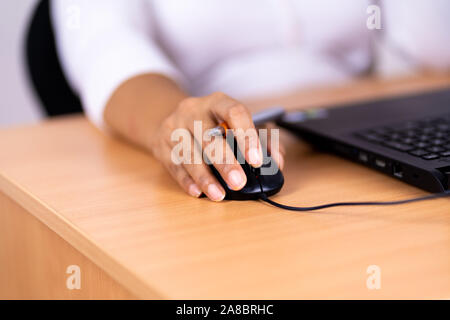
[188,184,202,197]
[228,170,246,190]
[248,147,263,167]
[207,184,225,201]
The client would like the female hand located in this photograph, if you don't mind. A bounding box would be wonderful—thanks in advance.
[150,92,285,201]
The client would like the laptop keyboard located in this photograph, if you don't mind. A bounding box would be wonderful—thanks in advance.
[355,114,450,160]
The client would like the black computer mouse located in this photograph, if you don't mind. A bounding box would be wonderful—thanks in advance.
[209,137,284,200]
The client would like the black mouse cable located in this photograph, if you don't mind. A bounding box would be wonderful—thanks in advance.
[257,183,450,212]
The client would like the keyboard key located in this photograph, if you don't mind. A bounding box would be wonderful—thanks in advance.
[383,141,414,152]
[427,146,445,153]
[386,133,402,140]
[421,127,435,134]
[416,135,431,141]
[415,142,429,149]
[359,133,384,143]
[409,149,429,157]
[355,114,448,156]
[431,139,446,145]
[440,151,450,157]
[400,138,415,144]
[422,154,440,160]
[404,130,418,137]
[434,132,447,138]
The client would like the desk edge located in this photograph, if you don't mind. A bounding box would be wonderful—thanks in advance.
[0,172,164,299]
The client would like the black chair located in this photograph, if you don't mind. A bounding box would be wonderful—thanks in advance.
[25,0,83,117]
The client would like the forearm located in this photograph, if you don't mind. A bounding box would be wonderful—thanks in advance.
[104,73,188,150]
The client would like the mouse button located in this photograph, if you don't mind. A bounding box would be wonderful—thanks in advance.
[250,166,261,177]
[260,154,277,169]
[259,160,280,176]
[262,161,272,168]
[239,165,259,190]
[240,159,254,174]
[262,151,274,166]
[258,168,284,190]
[239,179,262,195]
[245,168,259,185]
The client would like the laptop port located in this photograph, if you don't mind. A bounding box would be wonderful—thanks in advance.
[375,158,386,168]
[358,152,369,162]
[393,163,403,178]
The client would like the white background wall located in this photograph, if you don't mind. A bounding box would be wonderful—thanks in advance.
[0,0,43,127]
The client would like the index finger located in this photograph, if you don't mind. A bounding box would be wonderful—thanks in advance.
[210,93,263,168]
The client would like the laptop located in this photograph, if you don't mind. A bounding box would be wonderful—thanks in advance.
[277,88,450,193]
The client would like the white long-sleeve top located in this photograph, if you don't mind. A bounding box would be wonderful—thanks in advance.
[51,0,450,126]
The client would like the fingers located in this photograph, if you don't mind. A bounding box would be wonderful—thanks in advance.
[181,139,226,201]
[158,92,285,202]
[168,163,203,197]
[168,130,227,201]
[183,162,227,202]
[210,93,263,168]
[159,142,202,198]
[269,146,285,171]
[202,134,247,190]
[266,127,286,171]
[182,100,247,191]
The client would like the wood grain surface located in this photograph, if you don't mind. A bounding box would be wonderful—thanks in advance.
[1,74,449,299]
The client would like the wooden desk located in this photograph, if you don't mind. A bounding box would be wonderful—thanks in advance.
[1,74,450,299]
